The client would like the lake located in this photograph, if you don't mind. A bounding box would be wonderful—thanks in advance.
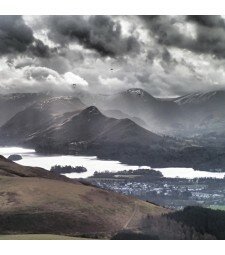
[1,146,225,179]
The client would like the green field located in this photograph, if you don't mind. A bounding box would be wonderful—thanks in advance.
[0,234,88,240]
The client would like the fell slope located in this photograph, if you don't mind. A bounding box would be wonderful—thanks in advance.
[0,96,86,144]
[0,156,168,237]
[29,106,161,146]
[95,88,181,133]
[0,93,48,127]
[0,104,164,151]
[173,90,225,136]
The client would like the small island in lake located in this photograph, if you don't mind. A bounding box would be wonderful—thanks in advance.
[89,168,163,180]
[8,154,22,161]
[50,165,87,174]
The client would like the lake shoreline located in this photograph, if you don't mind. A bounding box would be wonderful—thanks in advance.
[0,146,225,179]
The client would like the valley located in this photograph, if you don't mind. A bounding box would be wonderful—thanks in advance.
[88,169,225,210]
[1,90,225,171]
[0,154,224,240]
[2,146,225,211]
[1,89,225,239]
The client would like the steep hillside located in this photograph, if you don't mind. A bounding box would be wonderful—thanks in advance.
[103,109,147,129]
[0,93,86,127]
[0,156,168,238]
[101,88,181,133]
[168,206,225,240]
[2,105,207,169]
[2,89,225,138]
[0,93,48,127]
[0,103,164,149]
[75,88,182,134]
[0,156,219,240]
[23,106,169,159]
[174,90,225,106]
[90,88,225,136]
[0,96,86,144]
[173,90,225,136]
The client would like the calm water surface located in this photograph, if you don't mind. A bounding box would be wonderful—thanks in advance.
[1,147,225,179]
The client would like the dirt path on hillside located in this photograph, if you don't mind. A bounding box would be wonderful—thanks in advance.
[123,202,139,229]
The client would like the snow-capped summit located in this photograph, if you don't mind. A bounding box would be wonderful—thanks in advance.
[174,90,225,105]
[126,88,145,97]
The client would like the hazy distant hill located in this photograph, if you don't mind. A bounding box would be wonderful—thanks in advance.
[85,88,182,134]
[107,89,225,136]
[103,109,147,129]
[0,96,86,144]
[174,90,225,106]
[79,88,225,137]
[0,93,85,127]
[2,89,225,137]
[0,93,48,126]
[172,90,225,136]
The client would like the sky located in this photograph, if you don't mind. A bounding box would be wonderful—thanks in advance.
[1,15,225,97]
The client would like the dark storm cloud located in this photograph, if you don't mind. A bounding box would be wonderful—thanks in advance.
[146,46,177,73]
[45,15,140,57]
[140,15,186,47]
[187,15,225,28]
[146,49,160,64]
[187,16,225,59]
[2,15,225,97]
[0,15,54,58]
[0,16,34,55]
[29,39,53,58]
[140,15,225,59]
[161,48,172,63]
[160,48,177,73]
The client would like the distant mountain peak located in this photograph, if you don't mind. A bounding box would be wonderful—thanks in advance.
[126,88,145,96]
[81,106,102,116]
[174,90,225,105]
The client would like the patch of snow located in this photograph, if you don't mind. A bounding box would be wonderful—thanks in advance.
[127,88,144,96]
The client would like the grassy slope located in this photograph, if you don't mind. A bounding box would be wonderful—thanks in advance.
[0,156,168,238]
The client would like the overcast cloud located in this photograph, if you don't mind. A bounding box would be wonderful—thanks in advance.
[0,15,225,97]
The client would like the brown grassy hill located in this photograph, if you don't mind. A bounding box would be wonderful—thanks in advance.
[0,156,168,238]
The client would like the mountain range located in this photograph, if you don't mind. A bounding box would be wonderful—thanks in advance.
[1,89,225,239]
[72,88,225,137]
[2,88,225,137]
[1,89,225,170]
